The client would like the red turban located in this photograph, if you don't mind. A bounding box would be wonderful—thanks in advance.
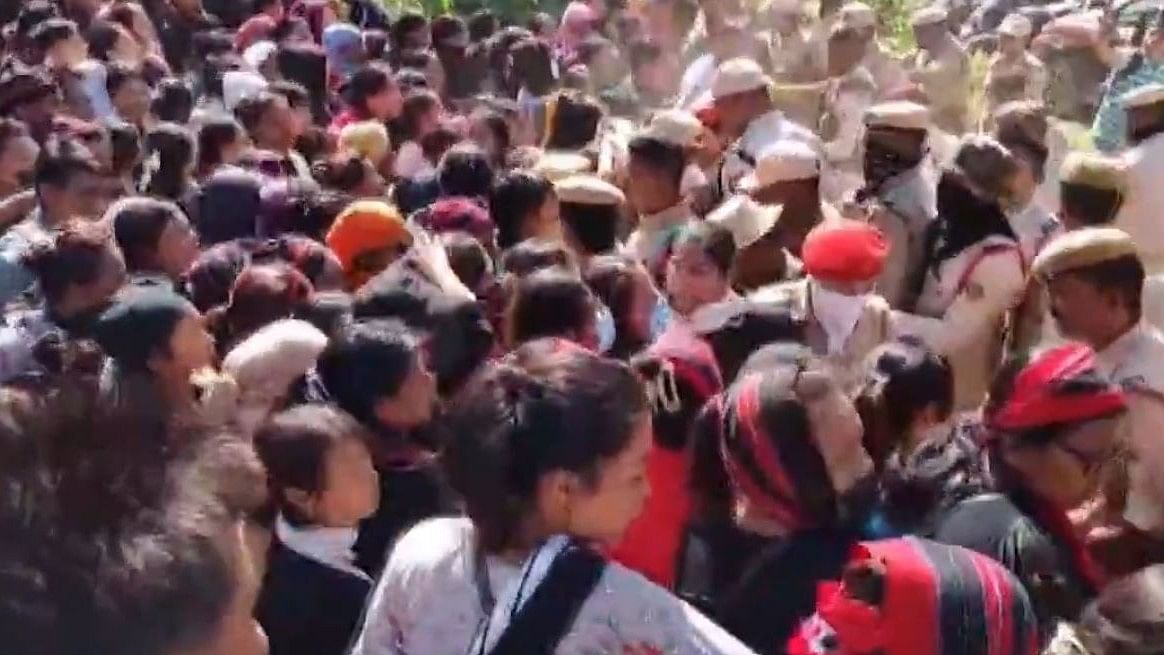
[802,220,888,283]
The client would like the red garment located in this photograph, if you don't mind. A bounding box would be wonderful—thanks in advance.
[801,219,888,283]
[328,108,363,136]
[987,343,1126,432]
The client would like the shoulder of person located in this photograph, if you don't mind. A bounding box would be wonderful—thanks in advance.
[382,517,474,579]
[1113,328,1164,397]
[750,278,808,309]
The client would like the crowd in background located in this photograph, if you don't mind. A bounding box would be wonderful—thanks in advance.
[8,0,1164,654]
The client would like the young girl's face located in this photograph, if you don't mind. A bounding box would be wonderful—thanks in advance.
[666,241,729,317]
[313,437,380,527]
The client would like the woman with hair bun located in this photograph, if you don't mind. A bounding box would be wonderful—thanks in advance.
[350,339,753,655]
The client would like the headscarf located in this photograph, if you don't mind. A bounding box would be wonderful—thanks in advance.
[93,285,197,371]
[715,359,842,534]
[222,70,269,112]
[235,15,278,53]
[987,343,1126,432]
[410,196,493,245]
[322,23,364,80]
[789,537,1039,655]
[196,168,263,245]
[612,325,723,587]
[325,200,410,290]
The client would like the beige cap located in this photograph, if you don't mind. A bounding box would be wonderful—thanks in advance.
[1059,152,1127,192]
[840,2,877,29]
[534,150,593,182]
[738,141,821,190]
[712,57,773,100]
[1121,82,1164,109]
[997,13,1033,37]
[706,195,783,250]
[911,5,948,26]
[1032,227,1139,280]
[865,101,930,131]
[639,109,704,148]
[555,174,626,206]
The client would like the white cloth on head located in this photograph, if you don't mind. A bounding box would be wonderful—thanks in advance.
[221,319,328,435]
[77,60,115,120]
[223,70,270,112]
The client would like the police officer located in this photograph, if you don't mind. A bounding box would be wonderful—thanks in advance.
[983,14,1047,121]
[1115,83,1164,275]
[856,101,936,310]
[908,6,971,134]
[821,23,877,203]
[838,1,909,97]
[1033,227,1164,535]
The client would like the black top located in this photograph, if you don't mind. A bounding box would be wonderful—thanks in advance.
[354,459,453,575]
[678,518,859,655]
[255,541,372,655]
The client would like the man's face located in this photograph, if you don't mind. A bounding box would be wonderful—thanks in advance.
[404,27,431,51]
[112,77,151,123]
[1047,273,1119,343]
[0,135,40,192]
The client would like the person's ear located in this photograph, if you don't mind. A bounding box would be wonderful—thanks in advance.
[536,469,581,533]
[284,487,320,521]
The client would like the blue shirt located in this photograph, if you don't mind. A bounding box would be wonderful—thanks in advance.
[1092,58,1164,153]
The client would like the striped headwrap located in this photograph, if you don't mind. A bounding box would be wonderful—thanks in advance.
[790,537,1039,655]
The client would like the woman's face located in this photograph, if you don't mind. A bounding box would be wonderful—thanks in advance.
[113,77,151,123]
[373,352,438,429]
[156,215,200,279]
[311,437,381,527]
[367,82,403,121]
[158,311,216,378]
[418,103,443,138]
[666,241,729,316]
[1003,416,1122,507]
[554,412,651,545]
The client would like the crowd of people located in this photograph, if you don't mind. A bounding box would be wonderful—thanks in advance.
[7,0,1164,653]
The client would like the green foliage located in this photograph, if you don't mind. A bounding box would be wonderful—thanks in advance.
[870,0,920,54]
[375,0,563,20]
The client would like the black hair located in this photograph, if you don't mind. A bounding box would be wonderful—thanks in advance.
[560,201,620,257]
[505,268,595,348]
[195,114,245,176]
[500,238,578,278]
[111,197,186,273]
[85,20,122,62]
[150,78,194,124]
[390,11,428,49]
[673,221,737,276]
[312,153,372,193]
[269,79,310,112]
[510,38,556,96]
[1061,182,1125,227]
[107,120,142,178]
[628,135,687,188]
[490,170,555,249]
[1061,255,1146,315]
[585,254,648,359]
[439,339,648,552]
[431,14,468,46]
[295,290,353,339]
[276,43,330,125]
[437,143,494,198]
[545,91,603,150]
[468,9,498,42]
[23,220,117,305]
[420,123,461,165]
[342,64,394,116]
[233,91,282,136]
[254,404,370,524]
[30,17,79,54]
[142,122,195,201]
[394,68,429,93]
[855,336,954,468]
[105,61,146,98]
[471,109,511,167]
[443,230,492,291]
[34,137,101,193]
[315,318,421,427]
[398,89,441,141]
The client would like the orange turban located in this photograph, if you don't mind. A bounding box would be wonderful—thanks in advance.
[325,200,410,290]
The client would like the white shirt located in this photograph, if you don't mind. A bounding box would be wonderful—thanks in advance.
[1117,131,1164,272]
[677,54,718,109]
[349,517,756,655]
